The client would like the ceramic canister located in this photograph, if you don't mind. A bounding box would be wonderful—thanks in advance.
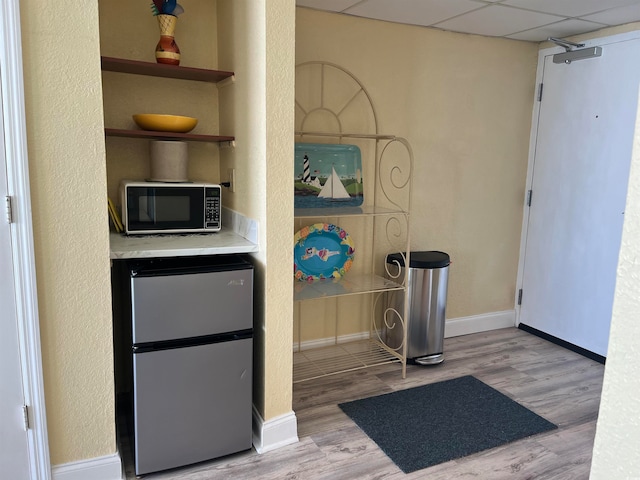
[149,140,188,182]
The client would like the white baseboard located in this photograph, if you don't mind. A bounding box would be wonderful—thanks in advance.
[252,406,299,454]
[444,310,516,338]
[293,310,516,351]
[52,453,122,480]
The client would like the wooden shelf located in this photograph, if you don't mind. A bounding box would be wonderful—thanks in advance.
[101,57,235,143]
[105,128,234,143]
[101,56,234,83]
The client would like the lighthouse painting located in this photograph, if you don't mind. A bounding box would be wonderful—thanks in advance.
[294,143,364,209]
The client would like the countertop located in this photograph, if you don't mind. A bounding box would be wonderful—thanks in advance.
[109,230,259,259]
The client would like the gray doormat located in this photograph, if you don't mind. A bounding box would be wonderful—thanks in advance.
[338,375,557,473]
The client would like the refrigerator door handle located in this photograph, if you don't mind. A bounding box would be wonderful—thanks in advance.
[132,328,253,354]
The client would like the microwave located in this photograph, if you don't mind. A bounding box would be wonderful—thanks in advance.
[120,181,221,235]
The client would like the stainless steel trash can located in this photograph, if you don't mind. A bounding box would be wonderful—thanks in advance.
[386,251,450,365]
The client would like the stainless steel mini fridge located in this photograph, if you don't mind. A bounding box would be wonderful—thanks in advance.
[125,255,253,476]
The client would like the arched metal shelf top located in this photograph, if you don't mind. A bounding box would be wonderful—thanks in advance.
[294,60,414,216]
[295,61,379,137]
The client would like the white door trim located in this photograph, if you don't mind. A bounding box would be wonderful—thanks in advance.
[515,29,640,324]
[1,1,51,478]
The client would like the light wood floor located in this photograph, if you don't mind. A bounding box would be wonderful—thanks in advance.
[123,327,604,479]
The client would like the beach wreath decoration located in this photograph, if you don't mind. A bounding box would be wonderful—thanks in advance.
[294,223,355,281]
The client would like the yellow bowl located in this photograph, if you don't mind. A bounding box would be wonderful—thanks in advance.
[132,114,198,133]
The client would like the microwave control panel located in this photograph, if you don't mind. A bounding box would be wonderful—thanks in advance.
[205,187,221,231]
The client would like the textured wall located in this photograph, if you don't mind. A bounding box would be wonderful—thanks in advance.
[217,0,269,417]
[217,1,265,224]
[590,88,640,478]
[295,8,538,322]
[217,0,295,421]
[263,0,295,420]
[19,0,115,465]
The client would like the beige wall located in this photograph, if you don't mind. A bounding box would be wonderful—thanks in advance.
[262,1,296,420]
[20,0,114,465]
[295,8,538,325]
[217,1,262,219]
[217,0,295,421]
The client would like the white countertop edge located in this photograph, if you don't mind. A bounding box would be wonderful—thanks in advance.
[109,230,258,259]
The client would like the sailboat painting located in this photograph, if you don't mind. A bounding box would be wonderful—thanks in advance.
[294,143,364,209]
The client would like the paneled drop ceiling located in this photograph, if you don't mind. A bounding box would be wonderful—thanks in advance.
[296,0,640,41]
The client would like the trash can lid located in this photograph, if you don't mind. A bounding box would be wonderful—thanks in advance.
[386,251,450,269]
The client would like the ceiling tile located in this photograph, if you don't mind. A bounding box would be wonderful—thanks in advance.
[344,0,484,27]
[580,3,640,26]
[435,4,564,37]
[296,0,640,41]
[507,19,607,41]
[502,0,640,17]
[296,0,361,12]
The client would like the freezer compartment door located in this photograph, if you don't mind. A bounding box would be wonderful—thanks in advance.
[131,267,253,343]
[133,338,252,476]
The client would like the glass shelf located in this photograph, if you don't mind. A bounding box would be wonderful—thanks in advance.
[293,339,401,383]
[295,131,398,140]
[294,273,403,302]
[294,205,408,219]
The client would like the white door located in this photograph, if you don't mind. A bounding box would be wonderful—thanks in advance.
[519,36,640,357]
[0,90,31,478]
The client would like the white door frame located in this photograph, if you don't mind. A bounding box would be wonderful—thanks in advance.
[516,29,640,326]
[1,1,51,478]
